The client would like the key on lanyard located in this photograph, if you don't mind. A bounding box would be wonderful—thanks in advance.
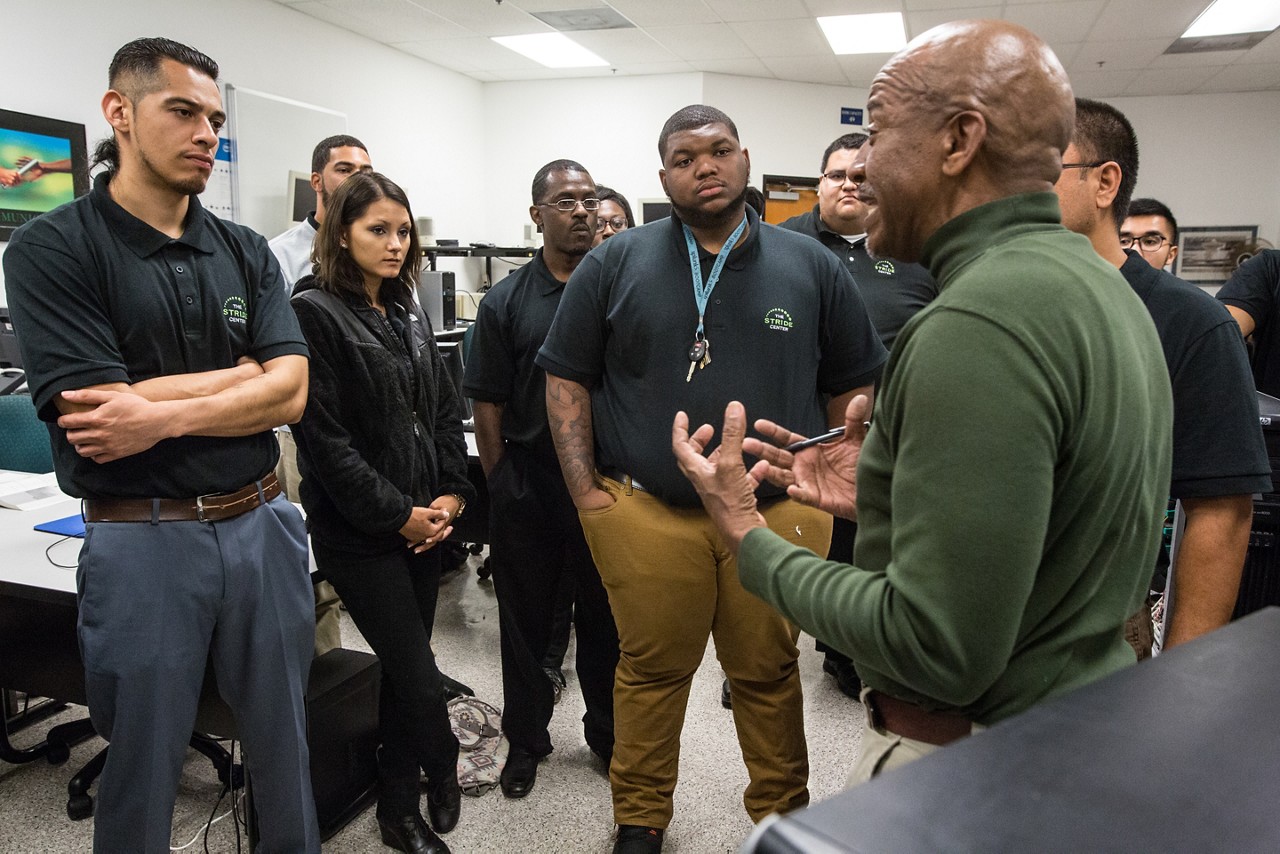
[686,338,710,382]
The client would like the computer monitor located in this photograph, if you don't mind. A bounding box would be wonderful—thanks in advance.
[0,308,21,369]
[435,340,472,425]
[286,170,316,225]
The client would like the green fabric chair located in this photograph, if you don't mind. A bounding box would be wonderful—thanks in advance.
[0,394,54,473]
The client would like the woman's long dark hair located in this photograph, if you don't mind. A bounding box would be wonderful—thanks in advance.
[312,171,421,309]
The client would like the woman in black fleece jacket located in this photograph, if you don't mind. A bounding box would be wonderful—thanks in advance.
[291,172,473,854]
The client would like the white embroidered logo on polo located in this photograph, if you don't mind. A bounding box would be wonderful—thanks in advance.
[875,260,896,276]
[764,308,793,331]
[222,296,248,325]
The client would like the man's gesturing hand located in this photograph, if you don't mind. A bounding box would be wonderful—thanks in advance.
[672,400,767,554]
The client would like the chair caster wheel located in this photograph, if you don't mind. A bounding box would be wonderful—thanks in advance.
[468,542,484,555]
[46,742,70,766]
[477,557,491,580]
[67,793,94,820]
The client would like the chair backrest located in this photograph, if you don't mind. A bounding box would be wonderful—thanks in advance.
[0,394,54,473]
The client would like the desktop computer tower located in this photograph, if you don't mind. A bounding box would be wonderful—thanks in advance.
[1235,392,1280,618]
[307,648,381,840]
[417,270,456,332]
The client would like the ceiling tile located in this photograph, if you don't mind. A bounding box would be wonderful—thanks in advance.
[902,0,999,8]
[803,0,902,15]
[1002,0,1105,44]
[704,0,812,22]
[612,60,699,75]
[646,23,754,60]
[1235,30,1280,64]
[571,28,679,64]
[906,7,1003,39]
[1066,67,1141,98]
[606,0,719,27]
[1197,62,1280,92]
[836,53,897,88]
[691,58,775,77]
[302,0,471,42]
[398,36,544,71]
[1070,37,1170,71]
[1124,65,1226,96]
[407,0,550,36]
[1087,0,1209,42]
[729,19,831,58]
[1149,47,1249,68]
[506,0,608,12]
[761,54,849,85]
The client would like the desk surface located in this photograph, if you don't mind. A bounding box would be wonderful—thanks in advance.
[747,607,1280,853]
[0,496,82,601]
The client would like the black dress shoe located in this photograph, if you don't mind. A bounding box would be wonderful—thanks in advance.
[377,811,451,854]
[823,654,862,699]
[500,745,540,798]
[440,673,475,701]
[721,677,732,709]
[614,825,664,854]
[426,774,461,834]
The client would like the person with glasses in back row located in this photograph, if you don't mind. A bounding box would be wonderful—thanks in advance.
[593,184,635,246]
[1054,99,1269,656]
[463,160,620,802]
[1122,197,1180,272]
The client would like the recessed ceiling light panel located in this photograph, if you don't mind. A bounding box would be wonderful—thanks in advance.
[818,13,908,56]
[1182,0,1280,38]
[492,32,610,68]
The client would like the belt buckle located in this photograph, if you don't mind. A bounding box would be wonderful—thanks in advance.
[196,493,209,523]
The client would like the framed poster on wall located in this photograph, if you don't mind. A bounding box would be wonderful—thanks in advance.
[0,109,89,240]
[1174,225,1258,285]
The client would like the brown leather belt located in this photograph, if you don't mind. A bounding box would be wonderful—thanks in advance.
[83,472,280,523]
[865,689,974,746]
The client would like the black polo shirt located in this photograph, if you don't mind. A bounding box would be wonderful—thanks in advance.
[462,249,564,464]
[1218,249,1280,399]
[536,206,886,507]
[3,172,308,499]
[779,205,938,350]
[1122,251,1270,498]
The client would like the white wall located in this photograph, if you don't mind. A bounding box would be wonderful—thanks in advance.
[480,73,702,250]
[0,0,486,303]
[1109,91,1280,244]
[701,74,870,181]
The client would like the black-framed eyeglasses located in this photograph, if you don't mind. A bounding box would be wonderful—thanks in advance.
[595,217,628,233]
[537,198,601,212]
[1061,161,1106,171]
[1120,233,1172,252]
[821,170,859,185]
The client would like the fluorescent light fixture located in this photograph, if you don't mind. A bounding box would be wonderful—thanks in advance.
[491,32,609,68]
[1183,0,1280,37]
[818,13,908,55]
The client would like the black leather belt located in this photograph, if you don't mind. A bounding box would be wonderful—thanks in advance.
[83,473,280,523]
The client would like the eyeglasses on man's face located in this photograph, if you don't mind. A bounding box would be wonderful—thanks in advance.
[1119,233,1172,252]
[822,170,859,185]
[1061,161,1106,171]
[538,198,601,212]
[595,217,628,233]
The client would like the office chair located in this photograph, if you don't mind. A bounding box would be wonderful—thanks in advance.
[0,393,54,474]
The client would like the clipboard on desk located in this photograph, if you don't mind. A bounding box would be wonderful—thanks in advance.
[34,513,86,538]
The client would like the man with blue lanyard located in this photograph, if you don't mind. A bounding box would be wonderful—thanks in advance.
[537,105,885,854]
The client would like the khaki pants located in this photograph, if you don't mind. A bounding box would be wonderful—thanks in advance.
[848,686,984,785]
[276,429,342,657]
[578,475,831,828]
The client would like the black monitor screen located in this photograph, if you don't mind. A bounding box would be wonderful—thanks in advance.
[0,308,21,369]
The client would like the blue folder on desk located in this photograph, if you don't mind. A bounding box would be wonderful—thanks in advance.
[35,513,86,538]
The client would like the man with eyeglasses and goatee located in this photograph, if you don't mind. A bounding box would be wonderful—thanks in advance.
[462,159,620,802]
[777,131,938,703]
[1054,98,1268,655]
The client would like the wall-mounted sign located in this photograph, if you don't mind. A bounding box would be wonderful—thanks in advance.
[841,107,864,126]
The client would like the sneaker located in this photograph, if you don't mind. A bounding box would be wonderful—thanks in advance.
[614,825,663,854]
[544,666,566,705]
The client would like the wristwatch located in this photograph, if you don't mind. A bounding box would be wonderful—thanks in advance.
[449,494,467,520]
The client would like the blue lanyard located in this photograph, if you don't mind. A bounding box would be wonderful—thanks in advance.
[683,215,748,340]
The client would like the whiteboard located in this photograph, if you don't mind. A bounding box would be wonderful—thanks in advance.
[224,84,345,240]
